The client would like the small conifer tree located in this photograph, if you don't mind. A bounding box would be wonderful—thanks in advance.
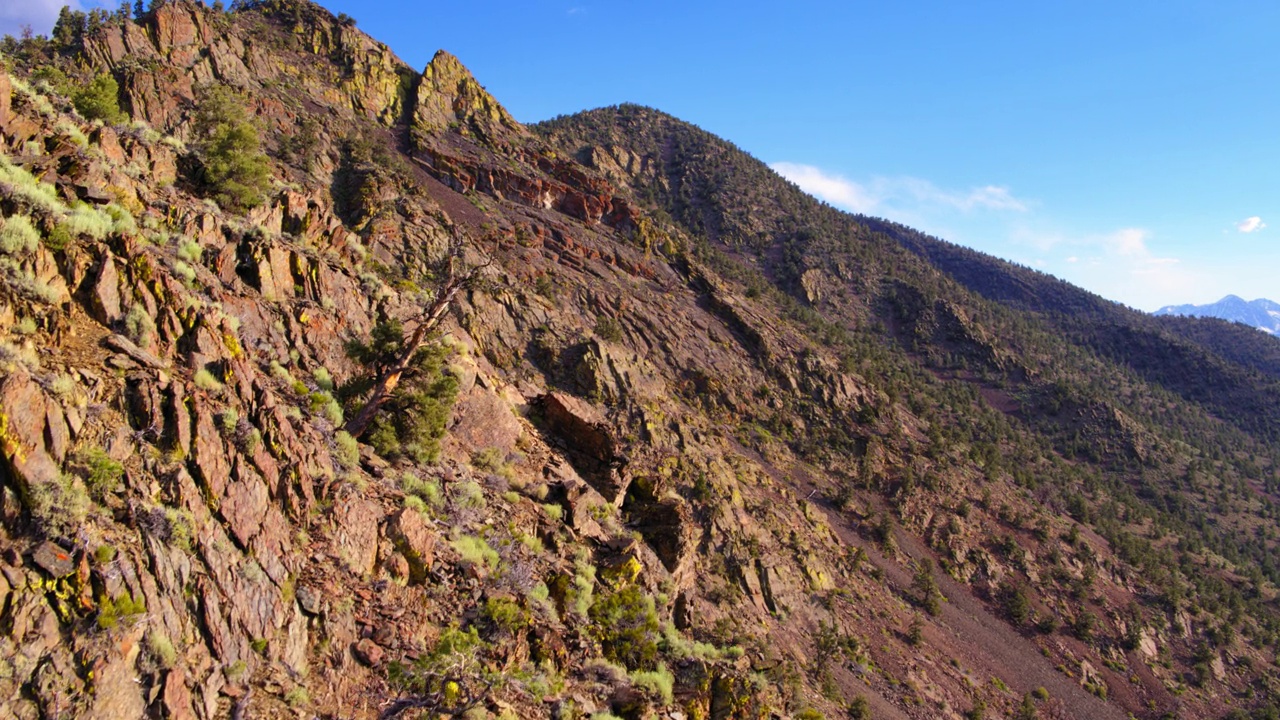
[192,85,271,212]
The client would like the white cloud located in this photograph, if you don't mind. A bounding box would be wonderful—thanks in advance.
[768,162,880,213]
[1106,227,1153,257]
[0,0,89,38]
[1024,227,1198,310]
[769,162,1028,217]
[1236,216,1266,233]
[767,162,1201,311]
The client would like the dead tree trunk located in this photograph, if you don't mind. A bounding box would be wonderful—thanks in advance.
[343,257,483,439]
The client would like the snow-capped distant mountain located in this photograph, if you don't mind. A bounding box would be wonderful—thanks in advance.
[1153,295,1280,334]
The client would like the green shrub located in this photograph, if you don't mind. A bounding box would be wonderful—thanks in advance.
[483,597,529,637]
[450,535,499,570]
[172,260,196,286]
[218,408,239,433]
[594,315,624,342]
[26,473,90,538]
[31,66,72,97]
[176,239,203,264]
[313,367,334,391]
[662,624,726,661]
[191,85,271,212]
[147,630,177,669]
[193,368,222,391]
[907,615,925,646]
[401,473,442,508]
[452,480,485,510]
[573,559,596,618]
[589,584,661,670]
[104,204,136,236]
[0,214,39,255]
[43,223,72,251]
[472,446,516,483]
[164,507,193,551]
[80,447,124,501]
[342,320,458,464]
[0,155,63,214]
[309,391,343,425]
[73,73,125,123]
[97,591,146,630]
[333,431,359,468]
[1005,584,1030,626]
[284,686,309,707]
[124,305,156,347]
[388,626,487,715]
[630,664,674,704]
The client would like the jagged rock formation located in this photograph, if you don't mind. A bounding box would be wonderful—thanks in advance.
[0,3,1278,720]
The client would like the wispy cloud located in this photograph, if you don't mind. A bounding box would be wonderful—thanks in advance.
[769,162,1028,217]
[567,6,586,16]
[767,162,1204,310]
[1014,225,1197,310]
[1236,216,1266,233]
[769,162,879,213]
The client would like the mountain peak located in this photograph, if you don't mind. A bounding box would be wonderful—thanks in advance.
[1153,295,1280,333]
[412,49,523,147]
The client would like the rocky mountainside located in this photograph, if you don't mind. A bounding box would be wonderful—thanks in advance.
[1155,295,1280,335]
[0,3,1279,720]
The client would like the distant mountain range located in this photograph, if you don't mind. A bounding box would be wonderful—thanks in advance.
[1154,295,1280,333]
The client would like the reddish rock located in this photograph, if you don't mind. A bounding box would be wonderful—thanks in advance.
[162,668,197,720]
[90,257,124,325]
[31,541,75,577]
[387,509,437,584]
[538,392,628,503]
[0,373,64,499]
[296,585,322,615]
[220,476,269,548]
[449,381,522,457]
[190,399,230,500]
[352,638,383,667]
[331,495,381,576]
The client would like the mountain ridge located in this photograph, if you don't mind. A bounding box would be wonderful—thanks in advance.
[1154,294,1280,334]
[0,4,1277,719]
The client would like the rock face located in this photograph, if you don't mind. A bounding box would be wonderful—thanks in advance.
[538,392,628,503]
[412,50,523,144]
[0,3,1272,720]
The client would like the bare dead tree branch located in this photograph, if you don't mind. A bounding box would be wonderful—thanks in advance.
[343,248,491,439]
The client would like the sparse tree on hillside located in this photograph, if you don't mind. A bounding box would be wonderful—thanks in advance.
[73,73,125,124]
[342,243,489,448]
[191,85,271,212]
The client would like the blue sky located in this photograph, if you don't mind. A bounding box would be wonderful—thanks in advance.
[9,1,1279,311]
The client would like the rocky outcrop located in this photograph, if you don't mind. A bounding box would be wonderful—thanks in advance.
[537,392,627,503]
[411,50,523,147]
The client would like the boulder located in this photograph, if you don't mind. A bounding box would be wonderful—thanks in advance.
[538,392,627,503]
[31,541,75,578]
[386,508,438,584]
